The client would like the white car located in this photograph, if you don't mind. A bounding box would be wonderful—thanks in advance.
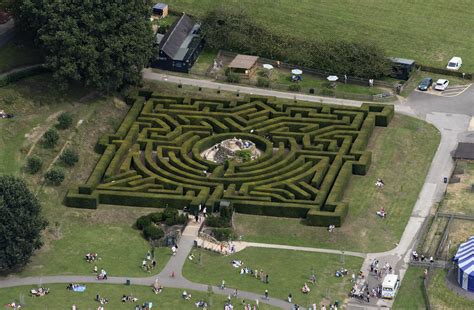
[434,79,449,91]
[446,57,462,70]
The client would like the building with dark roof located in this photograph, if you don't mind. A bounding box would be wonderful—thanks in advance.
[453,143,474,160]
[151,14,204,73]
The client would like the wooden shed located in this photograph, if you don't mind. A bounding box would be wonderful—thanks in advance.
[152,3,168,18]
[228,55,259,78]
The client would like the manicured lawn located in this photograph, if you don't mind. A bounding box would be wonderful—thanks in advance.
[167,0,474,72]
[190,48,218,75]
[428,269,474,309]
[392,266,427,310]
[234,114,440,252]
[183,248,363,307]
[0,283,279,309]
[0,32,43,73]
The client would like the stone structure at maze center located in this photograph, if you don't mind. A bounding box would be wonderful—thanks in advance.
[65,92,394,227]
[201,138,261,164]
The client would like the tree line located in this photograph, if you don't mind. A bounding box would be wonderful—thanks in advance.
[201,7,390,78]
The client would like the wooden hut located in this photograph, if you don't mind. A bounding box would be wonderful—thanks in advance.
[228,55,259,78]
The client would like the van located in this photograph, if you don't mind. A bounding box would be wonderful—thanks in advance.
[446,57,462,71]
[382,274,400,299]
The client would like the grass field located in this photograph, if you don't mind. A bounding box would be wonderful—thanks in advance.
[428,269,474,309]
[0,283,278,309]
[392,266,427,309]
[167,0,474,72]
[0,75,172,278]
[234,114,440,253]
[183,248,363,307]
[440,161,474,215]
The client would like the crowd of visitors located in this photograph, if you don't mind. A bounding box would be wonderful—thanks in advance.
[231,260,269,284]
[142,250,158,272]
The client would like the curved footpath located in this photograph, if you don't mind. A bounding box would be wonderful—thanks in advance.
[1,72,472,310]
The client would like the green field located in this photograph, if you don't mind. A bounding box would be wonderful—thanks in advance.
[183,248,363,307]
[234,114,440,252]
[428,269,474,309]
[167,0,474,72]
[392,267,427,309]
[0,284,278,309]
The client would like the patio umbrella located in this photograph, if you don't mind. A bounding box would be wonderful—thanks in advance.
[263,64,274,70]
[327,75,339,82]
[291,69,303,75]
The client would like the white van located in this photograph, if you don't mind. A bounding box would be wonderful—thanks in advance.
[382,274,400,299]
[446,57,462,70]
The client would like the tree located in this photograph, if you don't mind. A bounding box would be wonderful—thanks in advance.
[41,127,59,148]
[26,155,43,174]
[60,148,79,167]
[17,0,154,91]
[0,176,47,272]
[57,112,73,130]
[44,167,65,186]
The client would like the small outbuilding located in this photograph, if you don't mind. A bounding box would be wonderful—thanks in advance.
[227,55,259,78]
[453,143,474,160]
[453,236,474,292]
[389,57,415,80]
[152,3,168,18]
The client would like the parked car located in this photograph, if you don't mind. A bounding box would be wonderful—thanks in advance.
[446,57,462,70]
[418,77,433,91]
[434,79,449,91]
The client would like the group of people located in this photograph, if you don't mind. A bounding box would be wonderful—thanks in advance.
[30,287,49,297]
[301,283,311,294]
[219,242,236,255]
[95,293,109,305]
[412,250,434,263]
[142,251,157,272]
[97,268,108,280]
[232,260,269,284]
[152,279,163,294]
[181,290,192,300]
[85,252,99,263]
[335,268,348,277]
[4,302,21,309]
[370,259,392,278]
[121,294,139,302]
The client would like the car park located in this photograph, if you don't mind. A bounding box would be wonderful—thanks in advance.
[434,79,449,91]
[418,77,433,91]
[446,57,462,70]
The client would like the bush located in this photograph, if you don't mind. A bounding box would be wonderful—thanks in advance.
[226,72,240,83]
[288,84,301,92]
[143,224,164,240]
[136,215,152,230]
[26,155,43,174]
[257,77,270,87]
[57,112,73,129]
[220,205,233,219]
[205,215,231,228]
[60,148,79,166]
[149,212,164,223]
[44,167,65,185]
[42,127,60,148]
[212,228,235,241]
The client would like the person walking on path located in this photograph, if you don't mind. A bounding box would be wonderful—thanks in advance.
[264,289,269,300]
[287,293,292,303]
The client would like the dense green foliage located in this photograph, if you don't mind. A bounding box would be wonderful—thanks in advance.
[44,167,65,186]
[211,228,235,241]
[0,176,47,272]
[135,208,187,241]
[16,0,154,90]
[143,224,165,241]
[60,148,79,167]
[201,7,390,78]
[41,127,59,148]
[57,112,73,130]
[26,155,42,174]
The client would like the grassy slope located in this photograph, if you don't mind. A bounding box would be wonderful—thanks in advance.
[234,114,440,252]
[392,266,427,310]
[183,248,363,307]
[167,0,474,72]
[0,75,170,278]
[0,284,278,310]
[428,269,474,309]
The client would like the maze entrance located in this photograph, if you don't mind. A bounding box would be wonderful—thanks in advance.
[66,93,394,226]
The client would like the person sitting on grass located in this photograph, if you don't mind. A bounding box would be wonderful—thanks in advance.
[152,280,163,294]
[376,207,386,218]
[182,290,192,300]
[301,283,311,294]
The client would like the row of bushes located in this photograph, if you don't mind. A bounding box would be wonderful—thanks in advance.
[205,205,233,228]
[135,208,187,240]
[0,65,48,87]
[418,64,472,80]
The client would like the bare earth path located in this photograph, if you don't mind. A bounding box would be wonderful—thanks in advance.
[1,72,472,309]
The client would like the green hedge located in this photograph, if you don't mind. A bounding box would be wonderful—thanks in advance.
[64,189,98,209]
[0,65,49,87]
[419,64,472,80]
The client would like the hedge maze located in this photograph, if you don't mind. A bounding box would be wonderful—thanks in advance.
[66,92,394,226]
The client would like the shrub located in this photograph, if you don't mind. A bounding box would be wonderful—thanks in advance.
[220,205,234,219]
[288,84,301,92]
[226,72,240,83]
[206,215,231,228]
[257,77,270,87]
[60,148,79,166]
[149,212,164,223]
[143,224,164,240]
[57,112,73,129]
[44,167,65,185]
[42,128,60,148]
[136,215,152,230]
[26,155,43,174]
[212,228,235,241]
